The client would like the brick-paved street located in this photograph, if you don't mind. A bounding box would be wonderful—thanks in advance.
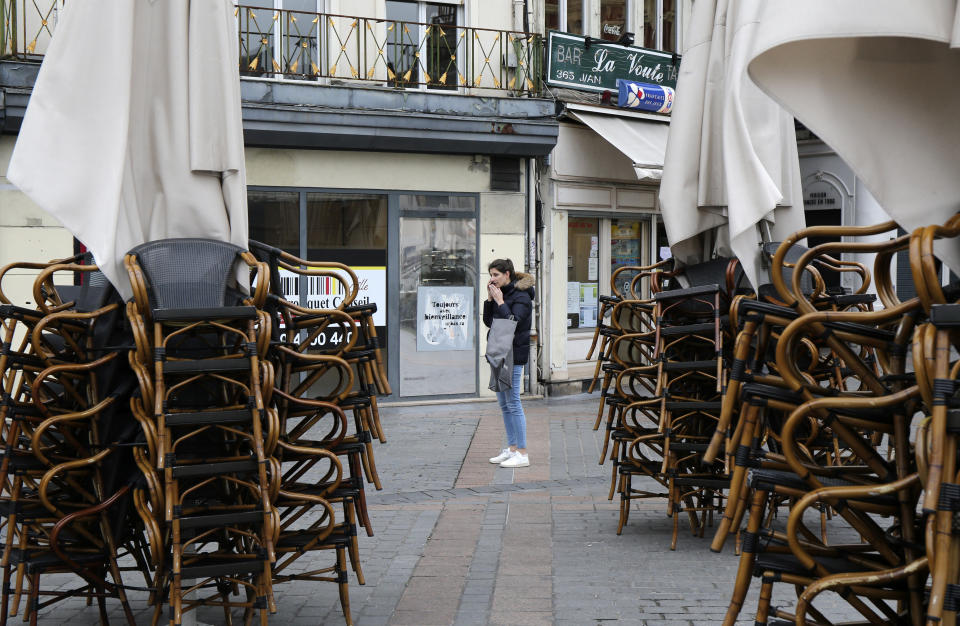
[37,393,864,625]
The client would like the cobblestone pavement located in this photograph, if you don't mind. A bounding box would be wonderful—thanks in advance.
[37,394,867,625]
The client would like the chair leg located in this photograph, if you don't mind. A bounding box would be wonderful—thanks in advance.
[336,547,353,626]
[722,489,768,625]
[754,575,774,626]
[26,573,38,626]
[0,563,11,625]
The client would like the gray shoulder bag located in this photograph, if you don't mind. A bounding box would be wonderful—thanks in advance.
[485,315,517,392]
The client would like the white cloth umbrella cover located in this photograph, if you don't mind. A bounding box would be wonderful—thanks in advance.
[659,0,806,287]
[8,0,249,301]
[747,0,960,272]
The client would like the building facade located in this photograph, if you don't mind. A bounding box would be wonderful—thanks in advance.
[0,0,559,402]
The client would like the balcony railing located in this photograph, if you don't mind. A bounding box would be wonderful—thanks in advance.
[0,2,545,97]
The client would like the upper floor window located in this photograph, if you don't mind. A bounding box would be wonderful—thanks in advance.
[385,1,460,90]
[644,0,677,52]
[545,0,584,35]
[600,0,630,42]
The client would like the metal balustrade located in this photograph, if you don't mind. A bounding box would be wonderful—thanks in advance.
[0,1,544,97]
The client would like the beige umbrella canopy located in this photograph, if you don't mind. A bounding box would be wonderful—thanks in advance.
[659,0,806,288]
[8,0,248,301]
[746,0,960,272]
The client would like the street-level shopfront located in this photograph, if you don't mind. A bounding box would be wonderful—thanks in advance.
[537,29,677,394]
[539,113,670,392]
[243,147,532,402]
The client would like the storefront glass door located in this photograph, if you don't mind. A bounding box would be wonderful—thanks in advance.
[398,199,477,397]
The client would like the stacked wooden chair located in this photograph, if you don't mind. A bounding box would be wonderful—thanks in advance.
[0,255,143,625]
[249,240,392,624]
[597,257,750,545]
[716,219,957,624]
[0,237,392,625]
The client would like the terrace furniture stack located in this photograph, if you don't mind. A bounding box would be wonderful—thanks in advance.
[589,215,960,624]
[0,238,390,625]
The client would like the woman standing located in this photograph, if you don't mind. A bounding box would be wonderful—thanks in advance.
[483,258,535,468]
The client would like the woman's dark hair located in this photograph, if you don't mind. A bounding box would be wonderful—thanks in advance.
[488,258,515,281]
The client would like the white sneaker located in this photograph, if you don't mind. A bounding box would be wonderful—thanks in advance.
[500,452,529,468]
[489,448,514,464]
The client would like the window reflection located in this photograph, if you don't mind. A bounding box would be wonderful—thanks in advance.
[567,0,583,34]
[567,217,598,329]
[600,0,627,41]
[248,190,299,256]
[545,0,559,30]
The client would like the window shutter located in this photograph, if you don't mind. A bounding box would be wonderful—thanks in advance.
[490,157,521,192]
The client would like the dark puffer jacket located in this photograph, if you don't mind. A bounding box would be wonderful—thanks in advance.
[482,272,535,365]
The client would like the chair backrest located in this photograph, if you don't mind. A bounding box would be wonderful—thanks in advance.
[762,242,815,295]
[128,238,245,309]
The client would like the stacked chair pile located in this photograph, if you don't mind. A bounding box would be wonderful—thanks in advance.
[590,256,749,547]
[589,215,960,623]
[0,237,389,625]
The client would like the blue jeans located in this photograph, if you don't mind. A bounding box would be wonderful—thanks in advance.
[495,365,526,449]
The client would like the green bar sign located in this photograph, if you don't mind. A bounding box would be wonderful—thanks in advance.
[545,31,679,93]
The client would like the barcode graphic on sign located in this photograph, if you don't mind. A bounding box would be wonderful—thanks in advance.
[280,275,300,302]
[306,275,345,296]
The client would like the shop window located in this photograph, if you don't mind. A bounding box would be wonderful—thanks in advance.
[386,1,459,90]
[490,157,521,192]
[567,217,599,329]
[656,219,669,260]
[248,190,300,256]
[600,0,629,41]
[306,193,388,265]
[644,0,677,52]
[545,0,583,34]
[610,219,643,296]
[398,194,476,213]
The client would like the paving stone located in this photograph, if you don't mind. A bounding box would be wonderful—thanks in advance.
[35,394,868,624]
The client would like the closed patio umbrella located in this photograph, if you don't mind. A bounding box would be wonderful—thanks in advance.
[745,0,960,273]
[659,0,806,288]
[7,0,248,301]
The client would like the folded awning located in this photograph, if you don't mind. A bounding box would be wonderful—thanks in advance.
[567,109,670,181]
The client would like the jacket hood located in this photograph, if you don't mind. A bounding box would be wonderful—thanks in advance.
[513,272,535,292]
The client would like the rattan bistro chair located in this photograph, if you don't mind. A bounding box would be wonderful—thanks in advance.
[124,238,277,625]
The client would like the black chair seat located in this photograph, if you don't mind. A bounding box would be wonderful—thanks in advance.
[163,357,251,375]
[825,293,876,307]
[752,553,858,579]
[659,321,724,336]
[165,409,252,427]
[654,284,721,301]
[740,383,803,406]
[824,320,895,342]
[169,458,258,479]
[747,469,899,504]
[180,555,268,579]
[20,550,108,575]
[662,360,719,372]
[664,401,722,412]
[669,442,712,453]
[153,306,258,322]
[178,508,264,530]
[738,296,799,320]
[672,476,729,489]
[278,529,352,550]
[344,303,378,315]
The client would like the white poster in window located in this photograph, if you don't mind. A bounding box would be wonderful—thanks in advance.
[277,266,387,326]
[579,282,599,328]
[589,235,599,258]
[588,257,598,281]
[567,282,580,314]
[416,286,474,352]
